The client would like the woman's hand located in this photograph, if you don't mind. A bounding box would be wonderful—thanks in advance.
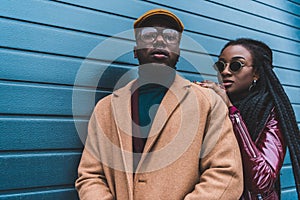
[195,80,233,107]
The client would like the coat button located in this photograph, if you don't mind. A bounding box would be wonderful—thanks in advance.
[138,179,147,183]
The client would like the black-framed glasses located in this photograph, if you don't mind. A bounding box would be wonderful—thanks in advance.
[138,27,180,44]
[213,60,245,73]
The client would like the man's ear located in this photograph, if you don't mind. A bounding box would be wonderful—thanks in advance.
[176,54,180,63]
[134,46,137,58]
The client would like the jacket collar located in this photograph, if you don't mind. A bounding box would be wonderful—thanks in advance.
[111,73,191,178]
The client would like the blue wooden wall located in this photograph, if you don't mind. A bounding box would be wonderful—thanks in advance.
[1,0,299,199]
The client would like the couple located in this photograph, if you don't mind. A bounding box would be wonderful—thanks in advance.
[75,9,300,200]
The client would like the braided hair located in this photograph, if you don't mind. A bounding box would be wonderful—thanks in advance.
[220,38,300,196]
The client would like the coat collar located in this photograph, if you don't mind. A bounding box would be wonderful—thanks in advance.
[112,73,191,148]
[141,74,191,153]
[111,73,191,177]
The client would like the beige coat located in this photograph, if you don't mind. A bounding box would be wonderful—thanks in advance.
[76,74,243,200]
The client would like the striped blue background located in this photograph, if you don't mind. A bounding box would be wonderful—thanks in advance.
[1,0,299,199]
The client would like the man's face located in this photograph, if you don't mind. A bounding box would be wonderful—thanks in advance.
[134,17,181,69]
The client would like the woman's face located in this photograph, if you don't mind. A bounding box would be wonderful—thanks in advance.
[217,45,258,99]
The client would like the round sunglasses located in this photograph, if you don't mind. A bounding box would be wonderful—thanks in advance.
[213,60,245,73]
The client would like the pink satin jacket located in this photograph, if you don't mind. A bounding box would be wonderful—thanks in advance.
[229,106,286,200]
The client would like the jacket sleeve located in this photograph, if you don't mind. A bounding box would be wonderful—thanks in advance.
[75,111,114,200]
[229,106,286,193]
[184,90,243,200]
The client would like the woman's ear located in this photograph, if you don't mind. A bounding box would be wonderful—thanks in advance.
[253,69,260,80]
[253,73,260,81]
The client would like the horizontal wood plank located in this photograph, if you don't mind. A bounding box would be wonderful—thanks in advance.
[0,48,136,89]
[205,0,300,30]
[144,0,300,41]
[281,188,298,200]
[0,47,216,84]
[254,0,300,16]
[0,18,136,64]
[0,83,299,126]
[280,165,296,189]
[0,117,86,151]
[179,71,217,83]
[1,2,300,57]
[0,152,81,191]
[283,87,300,105]
[0,188,78,200]
[1,47,300,88]
[283,149,291,165]
[1,18,300,71]
[274,68,300,86]
[3,0,298,41]
[0,0,135,39]
[0,81,110,116]
[1,80,299,116]
[0,19,222,74]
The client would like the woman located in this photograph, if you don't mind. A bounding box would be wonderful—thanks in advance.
[196,38,300,199]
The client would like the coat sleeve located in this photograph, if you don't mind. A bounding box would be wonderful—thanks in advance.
[228,106,286,194]
[75,111,114,200]
[184,90,244,200]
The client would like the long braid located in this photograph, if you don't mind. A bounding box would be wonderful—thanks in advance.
[236,87,272,140]
[228,42,273,140]
[221,38,300,196]
[265,64,300,194]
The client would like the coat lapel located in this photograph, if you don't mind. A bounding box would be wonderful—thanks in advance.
[111,80,135,154]
[111,80,136,198]
[138,75,191,165]
[111,75,191,182]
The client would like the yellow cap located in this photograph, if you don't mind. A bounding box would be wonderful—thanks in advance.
[134,9,184,32]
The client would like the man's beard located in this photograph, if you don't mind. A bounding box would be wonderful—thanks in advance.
[137,63,176,87]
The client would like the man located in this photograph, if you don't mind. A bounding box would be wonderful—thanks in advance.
[76,9,243,200]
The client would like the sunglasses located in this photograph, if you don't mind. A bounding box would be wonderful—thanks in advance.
[139,27,180,44]
[213,60,245,73]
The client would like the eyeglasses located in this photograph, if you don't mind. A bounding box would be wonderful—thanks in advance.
[138,27,180,44]
[213,60,246,73]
